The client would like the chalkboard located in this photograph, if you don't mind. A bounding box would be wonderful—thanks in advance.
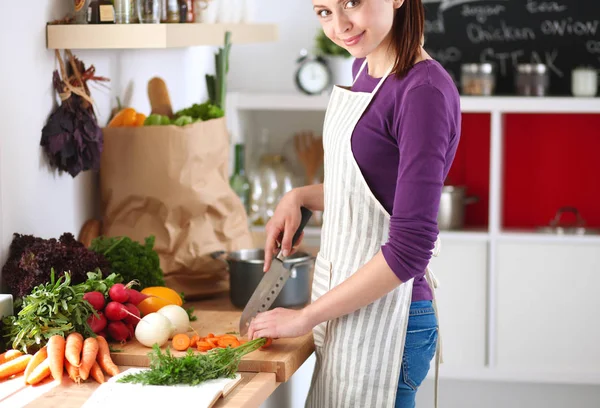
[422,0,600,95]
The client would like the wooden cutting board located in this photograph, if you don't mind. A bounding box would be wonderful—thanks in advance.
[109,310,315,382]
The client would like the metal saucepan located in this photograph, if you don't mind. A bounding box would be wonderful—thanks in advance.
[437,185,479,230]
[212,249,315,309]
[537,207,600,235]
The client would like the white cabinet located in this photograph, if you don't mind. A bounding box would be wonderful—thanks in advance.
[495,242,600,378]
[429,240,488,370]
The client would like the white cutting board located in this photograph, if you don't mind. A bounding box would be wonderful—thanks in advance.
[82,368,242,408]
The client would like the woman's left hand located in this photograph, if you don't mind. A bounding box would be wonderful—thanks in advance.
[247,307,314,340]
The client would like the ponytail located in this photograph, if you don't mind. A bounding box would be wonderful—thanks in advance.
[390,0,425,78]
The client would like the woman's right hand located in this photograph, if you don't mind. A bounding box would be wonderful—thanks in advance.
[263,189,305,272]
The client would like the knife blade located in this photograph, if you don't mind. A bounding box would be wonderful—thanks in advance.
[239,206,313,336]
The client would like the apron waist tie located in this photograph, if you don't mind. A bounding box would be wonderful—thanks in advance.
[425,258,442,408]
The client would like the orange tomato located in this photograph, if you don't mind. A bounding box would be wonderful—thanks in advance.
[140,287,183,306]
[134,112,147,127]
[108,108,137,128]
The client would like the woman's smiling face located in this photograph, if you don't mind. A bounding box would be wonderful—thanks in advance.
[312,0,402,59]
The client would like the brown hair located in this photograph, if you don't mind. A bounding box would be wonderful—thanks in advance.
[390,0,425,78]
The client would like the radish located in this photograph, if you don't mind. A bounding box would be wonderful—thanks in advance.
[107,321,130,342]
[109,283,129,303]
[104,301,128,321]
[123,303,141,327]
[83,291,105,311]
[126,322,135,340]
[87,311,107,333]
[126,289,149,306]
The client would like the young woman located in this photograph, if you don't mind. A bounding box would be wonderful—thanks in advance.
[247,1,461,407]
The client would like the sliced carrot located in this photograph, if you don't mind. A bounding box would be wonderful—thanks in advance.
[23,347,47,384]
[189,335,200,348]
[0,350,23,365]
[217,338,240,348]
[219,334,239,340]
[65,332,83,367]
[79,337,99,381]
[172,334,191,351]
[64,360,80,384]
[206,333,215,338]
[89,361,104,384]
[206,338,220,348]
[26,358,51,385]
[47,335,65,383]
[0,354,32,380]
[196,341,213,352]
[95,336,119,377]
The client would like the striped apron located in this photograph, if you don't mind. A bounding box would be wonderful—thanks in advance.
[306,60,442,408]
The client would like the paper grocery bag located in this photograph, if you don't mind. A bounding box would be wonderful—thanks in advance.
[100,118,253,299]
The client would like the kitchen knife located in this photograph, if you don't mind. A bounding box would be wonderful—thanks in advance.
[239,206,313,337]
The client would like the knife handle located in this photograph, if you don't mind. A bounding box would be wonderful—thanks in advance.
[277,206,313,257]
[292,206,313,246]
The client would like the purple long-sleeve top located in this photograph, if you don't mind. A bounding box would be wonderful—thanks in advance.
[350,58,461,301]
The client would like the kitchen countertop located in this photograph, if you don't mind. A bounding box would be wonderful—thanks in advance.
[2,294,315,408]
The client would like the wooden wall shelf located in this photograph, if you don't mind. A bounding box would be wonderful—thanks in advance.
[46,23,279,49]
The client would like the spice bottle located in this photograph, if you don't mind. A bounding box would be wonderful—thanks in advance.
[161,0,180,22]
[114,0,132,24]
[88,0,115,24]
[461,63,495,96]
[516,64,549,97]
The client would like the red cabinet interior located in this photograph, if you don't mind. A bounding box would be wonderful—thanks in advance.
[447,113,491,229]
[503,113,600,230]
[447,111,600,230]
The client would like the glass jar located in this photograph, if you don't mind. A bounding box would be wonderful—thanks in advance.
[571,67,598,97]
[460,63,495,96]
[161,0,180,22]
[137,0,160,22]
[249,154,295,225]
[114,0,132,23]
[516,64,549,96]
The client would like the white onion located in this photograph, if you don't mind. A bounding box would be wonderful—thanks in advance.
[158,305,191,338]
[135,312,172,348]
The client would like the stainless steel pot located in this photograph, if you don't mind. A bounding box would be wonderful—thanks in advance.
[212,249,314,309]
[437,186,479,230]
[537,207,600,235]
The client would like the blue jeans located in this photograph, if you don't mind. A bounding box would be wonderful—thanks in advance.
[395,300,438,408]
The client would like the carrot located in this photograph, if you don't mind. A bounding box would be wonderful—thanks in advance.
[89,361,105,384]
[219,334,239,341]
[206,337,220,348]
[79,337,99,381]
[196,341,213,352]
[0,349,23,365]
[23,347,47,384]
[65,333,83,367]
[206,333,215,338]
[189,335,200,348]
[217,337,241,348]
[260,337,273,350]
[47,335,65,383]
[64,360,80,384]
[26,358,51,385]
[0,354,32,380]
[172,334,191,351]
[95,336,119,377]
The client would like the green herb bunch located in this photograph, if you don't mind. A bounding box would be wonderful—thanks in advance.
[315,29,351,58]
[90,235,164,290]
[118,338,268,386]
[2,269,98,352]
